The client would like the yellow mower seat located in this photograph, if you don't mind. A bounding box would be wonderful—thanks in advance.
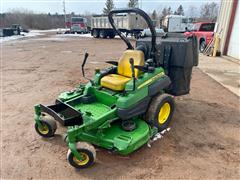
[100,50,144,91]
[100,74,131,91]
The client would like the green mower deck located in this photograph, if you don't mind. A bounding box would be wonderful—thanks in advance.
[68,118,155,155]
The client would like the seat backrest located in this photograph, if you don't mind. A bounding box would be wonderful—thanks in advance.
[118,50,145,78]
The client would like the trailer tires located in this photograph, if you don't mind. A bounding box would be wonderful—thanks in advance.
[92,29,99,38]
[35,118,57,138]
[99,30,106,38]
[145,94,175,132]
[134,33,140,39]
[67,142,96,169]
[108,32,115,39]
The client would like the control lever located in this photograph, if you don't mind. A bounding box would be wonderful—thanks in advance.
[82,52,89,78]
[129,58,136,91]
[81,52,93,84]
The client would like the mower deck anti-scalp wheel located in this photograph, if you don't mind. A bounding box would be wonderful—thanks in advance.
[35,117,57,138]
[145,93,175,131]
[67,142,96,169]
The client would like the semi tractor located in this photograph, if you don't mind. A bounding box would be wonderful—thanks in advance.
[91,14,146,38]
[65,17,88,34]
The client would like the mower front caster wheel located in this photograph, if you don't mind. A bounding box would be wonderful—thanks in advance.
[67,142,96,169]
[35,118,57,138]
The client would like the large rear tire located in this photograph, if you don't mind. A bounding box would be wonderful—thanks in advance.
[145,94,175,131]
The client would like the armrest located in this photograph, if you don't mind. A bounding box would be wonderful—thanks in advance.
[106,61,118,66]
[134,65,147,72]
[134,65,155,73]
[100,66,117,77]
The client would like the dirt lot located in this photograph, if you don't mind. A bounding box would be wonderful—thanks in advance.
[1,33,240,179]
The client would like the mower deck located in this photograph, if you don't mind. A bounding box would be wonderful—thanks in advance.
[70,118,153,155]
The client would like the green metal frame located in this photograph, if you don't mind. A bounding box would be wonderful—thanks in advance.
[34,66,165,162]
[33,8,178,166]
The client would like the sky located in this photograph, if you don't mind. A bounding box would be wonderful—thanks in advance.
[0,0,220,15]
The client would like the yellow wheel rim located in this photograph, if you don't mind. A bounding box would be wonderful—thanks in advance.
[38,124,49,135]
[73,152,89,166]
[158,102,171,124]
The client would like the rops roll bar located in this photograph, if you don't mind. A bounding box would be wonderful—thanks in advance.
[108,8,157,61]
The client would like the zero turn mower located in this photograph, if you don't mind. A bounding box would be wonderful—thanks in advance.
[34,8,198,169]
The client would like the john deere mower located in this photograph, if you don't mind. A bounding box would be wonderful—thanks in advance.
[34,8,198,169]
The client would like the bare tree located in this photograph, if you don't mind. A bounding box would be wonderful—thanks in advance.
[174,5,184,16]
[156,5,163,17]
[200,2,219,20]
[128,0,138,8]
[188,5,198,18]
[103,0,115,15]
[161,7,168,17]
[0,9,65,30]
[167,7,172,15]
[151,10,157,20]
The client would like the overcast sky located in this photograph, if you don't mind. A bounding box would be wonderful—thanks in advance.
[1,0,220,15]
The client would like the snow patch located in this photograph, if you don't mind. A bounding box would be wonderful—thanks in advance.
[55,33,92,38]
[0,30,43,43]
[33,37,68,41]
[30,28,69,33]
[22,31,42,37]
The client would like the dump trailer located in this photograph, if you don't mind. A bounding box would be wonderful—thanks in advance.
[91,14,145,38]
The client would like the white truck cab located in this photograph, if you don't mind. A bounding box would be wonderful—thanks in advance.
[161,15,194,33]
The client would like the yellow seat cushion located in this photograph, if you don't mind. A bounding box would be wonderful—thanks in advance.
[100,74,131,91]
[100,50,145,91]
[118,50,145,78]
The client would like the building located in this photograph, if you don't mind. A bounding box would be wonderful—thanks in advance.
[216,0,239,60]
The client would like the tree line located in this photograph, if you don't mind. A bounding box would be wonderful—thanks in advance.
[0,9,65,30]
[0,0,219,30]
[104,0,219,20]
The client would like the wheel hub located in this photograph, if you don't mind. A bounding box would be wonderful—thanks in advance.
[38,124,49,135]
[158,102,171,124]
[73,152,89,166]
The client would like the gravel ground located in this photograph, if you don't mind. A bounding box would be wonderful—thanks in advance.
[1,33,240,179]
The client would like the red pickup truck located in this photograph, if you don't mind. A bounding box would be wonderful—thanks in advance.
[184,22,215,52]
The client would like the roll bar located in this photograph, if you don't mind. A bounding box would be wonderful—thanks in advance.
[108,8,157,60]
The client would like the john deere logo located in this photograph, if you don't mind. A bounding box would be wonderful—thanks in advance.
[137,72,165,89]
